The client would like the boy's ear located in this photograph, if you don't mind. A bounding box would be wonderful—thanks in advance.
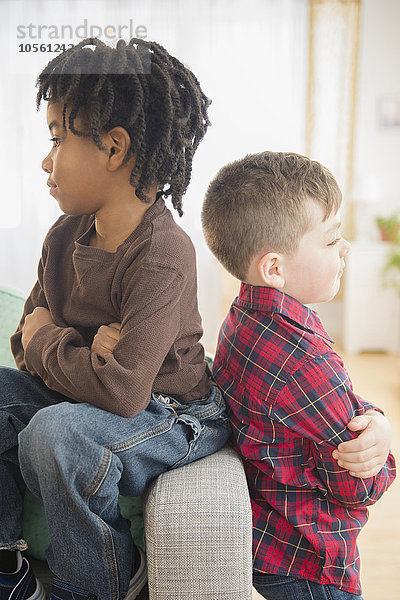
[103,126,133,170]
[257,252,285,288]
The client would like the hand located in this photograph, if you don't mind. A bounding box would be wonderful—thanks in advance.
[332,410,392,478]
[21,307,54,350]
[91,323,121,358]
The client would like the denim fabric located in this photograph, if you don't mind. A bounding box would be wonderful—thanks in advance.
[253,574,363,600]
[0,368,68,552]
[0,366,231,600]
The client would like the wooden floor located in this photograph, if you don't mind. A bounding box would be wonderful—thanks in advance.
[252,350,400,600]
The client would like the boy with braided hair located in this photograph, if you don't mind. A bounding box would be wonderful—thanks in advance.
[202,151,396,600]
[0,38,230,600]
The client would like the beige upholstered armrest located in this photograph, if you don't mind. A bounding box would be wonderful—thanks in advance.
[143,446,252,600]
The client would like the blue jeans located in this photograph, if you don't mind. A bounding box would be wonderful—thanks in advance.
[0,366,231,600]
[253,574,363,600]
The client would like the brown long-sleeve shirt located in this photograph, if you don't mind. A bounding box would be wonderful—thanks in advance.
[11,199,211,417]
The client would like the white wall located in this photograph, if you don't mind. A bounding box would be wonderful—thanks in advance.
[0,0,308,351]
[352,0,400,231]
[317,0,400,344]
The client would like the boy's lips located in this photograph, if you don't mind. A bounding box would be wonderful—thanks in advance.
[47,180,57,194]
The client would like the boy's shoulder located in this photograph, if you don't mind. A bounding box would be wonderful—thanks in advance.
[214,298,330,398]
[41,206,196,274]
[43,214,91,248]
[146,206,196,273]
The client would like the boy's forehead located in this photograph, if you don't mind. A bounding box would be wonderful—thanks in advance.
[327,213,341,228]
[46,101,91,136]
[46,101,64,129]
[306,199,341,231]
[320,212,342,237]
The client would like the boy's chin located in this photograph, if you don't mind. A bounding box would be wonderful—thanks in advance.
[304,284,341,306]
[318,283,341,304]
[330,280,341,301]
[58,203,92,217]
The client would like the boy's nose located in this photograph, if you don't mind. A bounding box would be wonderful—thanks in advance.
[42,152,52,173]
[341,238,351,256]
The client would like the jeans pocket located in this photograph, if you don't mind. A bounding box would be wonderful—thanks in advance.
[253,575,363,600]
[153,387,231,469]
[253,574,318,600]
[253,573,300,600]
[171,413,203,468]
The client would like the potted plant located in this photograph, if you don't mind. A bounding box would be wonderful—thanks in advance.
[383,239,400,293]
[375,213,400,292]
[375,213,400,242]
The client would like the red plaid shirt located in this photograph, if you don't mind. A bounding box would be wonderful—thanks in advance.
[213,284,396,594]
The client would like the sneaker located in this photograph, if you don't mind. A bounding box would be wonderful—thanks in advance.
[49,548,147,600]
[0,552,45,600]
[125,547,147,600]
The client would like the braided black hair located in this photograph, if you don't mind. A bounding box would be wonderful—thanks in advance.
[36,37,211,216]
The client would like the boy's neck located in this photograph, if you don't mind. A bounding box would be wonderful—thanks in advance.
[90,194,156,253]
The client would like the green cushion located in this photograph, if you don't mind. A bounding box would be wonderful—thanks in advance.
[204,352,214,370]
[23,489,145,560]
[0,286,25,368]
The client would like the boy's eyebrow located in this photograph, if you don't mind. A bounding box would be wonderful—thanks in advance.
[48,119,59,132]
[325,221,341,234]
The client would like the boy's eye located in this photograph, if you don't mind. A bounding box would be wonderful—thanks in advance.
[328,237,341,246]
[49,137,61,147]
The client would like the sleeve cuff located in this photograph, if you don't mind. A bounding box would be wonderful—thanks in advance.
[24,323,65,377]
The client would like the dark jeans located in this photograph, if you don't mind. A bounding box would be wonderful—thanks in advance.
[253,574,363,600]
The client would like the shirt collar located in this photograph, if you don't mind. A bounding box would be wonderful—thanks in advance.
[237,283,333,342]
[77,197,167,252]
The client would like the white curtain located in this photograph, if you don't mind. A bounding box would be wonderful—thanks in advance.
[0,0,309,350]
[305,0,361,225]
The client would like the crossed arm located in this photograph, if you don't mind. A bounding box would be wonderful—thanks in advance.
[332,409,392,478]
[21,307,392,479]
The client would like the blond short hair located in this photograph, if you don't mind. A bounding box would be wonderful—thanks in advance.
[201,151,342,281]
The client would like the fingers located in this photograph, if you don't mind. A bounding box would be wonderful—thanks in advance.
[332,446,383,472]
[333,431,380,462]
[91,323,121,358]
[332,443,389,478]
[335,457,383,478]
[22,307,54,349]
[335,432,375,455]
[334,449,377,468]
[333,411,392,479]
[346,414,372,432]
[107,322,121,332]
[32,306,51,317]
[340,411,391,456]
[101,325,121,342]
[91,340,113,358]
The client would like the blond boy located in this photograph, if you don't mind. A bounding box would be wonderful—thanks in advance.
[202,151,396,599]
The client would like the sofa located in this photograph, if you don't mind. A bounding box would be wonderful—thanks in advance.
[0,285,253,599]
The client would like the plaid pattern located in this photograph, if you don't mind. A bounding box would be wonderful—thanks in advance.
[213,284,396,595]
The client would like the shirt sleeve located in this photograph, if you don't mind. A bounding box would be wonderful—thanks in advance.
[273,355,396,507]
[22,262,184,418]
